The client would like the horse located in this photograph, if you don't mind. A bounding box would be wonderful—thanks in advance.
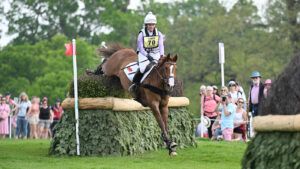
[100,44,178,155]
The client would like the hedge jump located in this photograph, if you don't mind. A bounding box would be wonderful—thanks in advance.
[50,97,195,156]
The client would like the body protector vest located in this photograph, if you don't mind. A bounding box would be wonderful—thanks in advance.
[140,28,160,54]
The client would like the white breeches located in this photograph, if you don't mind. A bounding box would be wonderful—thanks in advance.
[138,52,160,73]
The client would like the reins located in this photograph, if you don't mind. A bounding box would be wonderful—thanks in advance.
[140,61,176,96]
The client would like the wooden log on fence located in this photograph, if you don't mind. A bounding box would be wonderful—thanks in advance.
[253,114,300,132]
[168,97,189,107]
[62,97,114,110]
[62,97,190,111]
[112,98,150,111]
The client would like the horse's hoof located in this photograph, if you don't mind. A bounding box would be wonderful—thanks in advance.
[169,151,177,156]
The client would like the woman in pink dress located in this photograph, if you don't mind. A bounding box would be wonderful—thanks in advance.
[0,97,10,138]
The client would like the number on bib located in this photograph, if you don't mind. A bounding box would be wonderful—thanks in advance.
[144,36,159,48]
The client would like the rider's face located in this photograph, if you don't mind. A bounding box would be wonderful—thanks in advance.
[146,24,156,32]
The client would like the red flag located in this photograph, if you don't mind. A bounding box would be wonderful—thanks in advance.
[65,43,73,56]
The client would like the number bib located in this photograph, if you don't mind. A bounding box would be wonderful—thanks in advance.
[143,36,159,49]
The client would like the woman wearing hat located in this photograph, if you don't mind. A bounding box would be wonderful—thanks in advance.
[228,81,241,104]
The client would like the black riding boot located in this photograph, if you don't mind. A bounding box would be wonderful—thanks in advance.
[129,69,143,93]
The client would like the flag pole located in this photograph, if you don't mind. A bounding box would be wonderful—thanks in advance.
[72,39,80,156]
[219,42,225,87]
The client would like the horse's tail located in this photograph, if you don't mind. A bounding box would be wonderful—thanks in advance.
[98,44,125,59]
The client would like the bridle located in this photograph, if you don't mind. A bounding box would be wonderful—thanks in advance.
[154,61,176,91]
[140,60,176,96]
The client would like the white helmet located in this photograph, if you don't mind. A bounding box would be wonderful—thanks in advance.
[144,12,157,24]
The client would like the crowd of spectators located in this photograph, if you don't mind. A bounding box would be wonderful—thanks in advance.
[0,92,64,139]
[197,71,273,142]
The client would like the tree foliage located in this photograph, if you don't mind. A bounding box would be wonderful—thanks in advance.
[0,35,98,102]
[5,0,130,45]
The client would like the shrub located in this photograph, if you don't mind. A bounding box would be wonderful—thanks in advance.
[50,107,196,156]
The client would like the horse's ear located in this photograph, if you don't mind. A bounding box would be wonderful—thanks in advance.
[166,53,171,59]
[173,54,178,62]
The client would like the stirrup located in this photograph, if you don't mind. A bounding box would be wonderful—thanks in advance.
[128,84,137,93]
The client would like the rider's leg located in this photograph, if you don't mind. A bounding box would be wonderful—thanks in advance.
[128,69,143,92]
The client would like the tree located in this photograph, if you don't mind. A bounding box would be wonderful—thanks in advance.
[0,35,98,102]
[5,0,130,45]
[266,0,300,54]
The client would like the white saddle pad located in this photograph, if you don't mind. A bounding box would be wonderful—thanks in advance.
[123,62,155,83]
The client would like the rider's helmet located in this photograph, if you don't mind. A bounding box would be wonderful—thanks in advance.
[144,12,157,24]
[250,71,261,78]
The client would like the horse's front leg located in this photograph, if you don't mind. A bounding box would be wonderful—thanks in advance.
[160,104,177,155]
[148,104,170,149]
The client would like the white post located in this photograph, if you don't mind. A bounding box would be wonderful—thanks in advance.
[72,39,80,156]
[249,112,253,138]
[219,42,225,87]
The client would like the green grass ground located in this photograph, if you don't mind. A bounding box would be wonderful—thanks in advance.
[0,139,246,169]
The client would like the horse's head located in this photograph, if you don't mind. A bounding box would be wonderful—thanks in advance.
[158,53,178,92]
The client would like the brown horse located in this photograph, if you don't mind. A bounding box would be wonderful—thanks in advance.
[101,44,178,155]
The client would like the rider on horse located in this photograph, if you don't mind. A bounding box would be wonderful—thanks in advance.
[129,12,165,92]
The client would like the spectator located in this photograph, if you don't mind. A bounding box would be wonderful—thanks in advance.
[220,94,236,141]
[199,85,206,116]
[220,86,228,96]
[233,98,248,141]
[38,97,53,139]
[228,81,242,104]
[235,82,247,109]
[27,97,40,139]
[203,86,221,138]
[15,92,31,139]
[0,97,10,138]
[212,85,220,96]
[211,114,222,141]
[50,98,64,137]
[263,79,272,98]
[5,92,17,138]
[248,71,264,117]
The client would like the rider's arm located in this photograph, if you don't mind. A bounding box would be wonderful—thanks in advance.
[158,32,164,57]
[137,32,148,56]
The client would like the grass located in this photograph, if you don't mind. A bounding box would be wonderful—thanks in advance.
[0,138,246,169]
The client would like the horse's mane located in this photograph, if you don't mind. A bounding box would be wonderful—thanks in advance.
[98,44,125,59]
